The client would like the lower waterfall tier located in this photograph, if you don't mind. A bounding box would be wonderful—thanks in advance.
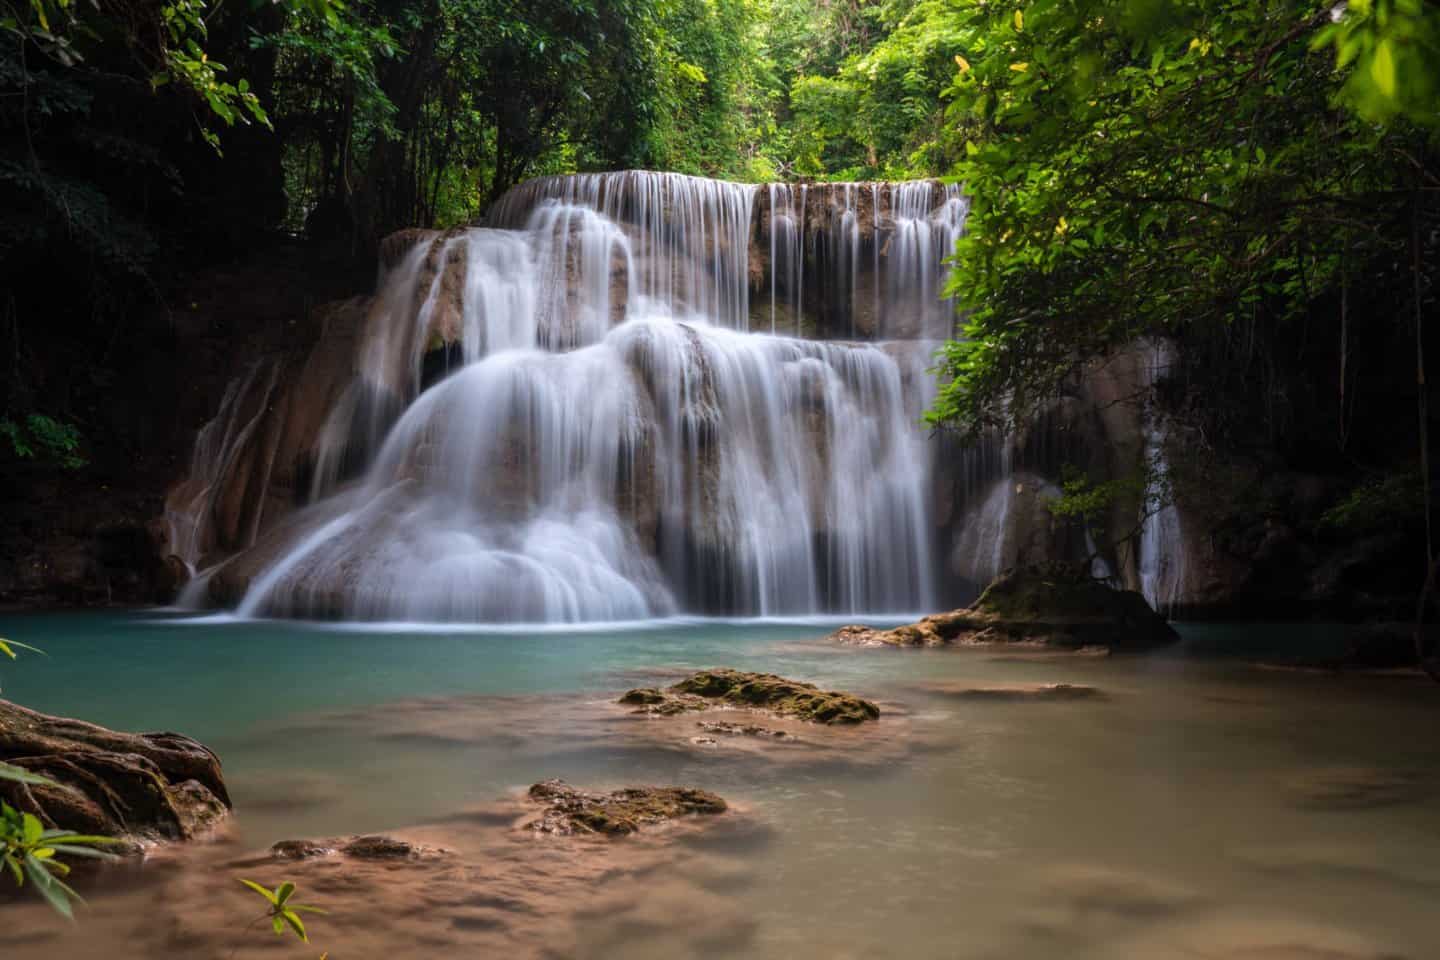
[202,314,939,622]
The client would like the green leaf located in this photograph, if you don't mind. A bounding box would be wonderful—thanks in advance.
[276,880,295,905]
[22,813,44,845]
[0,762,60,788]
[240,878,280,905]
[25,853,79,919]
[281,908,308,941]
[45,844,120,860]
[0,638,46,659]
[272,915,285,935]
[38,831,121,844]
[1369,38,1396,98]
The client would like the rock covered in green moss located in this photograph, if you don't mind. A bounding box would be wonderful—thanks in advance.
[619,669,880,724]
[616,687,699,715]
[829,565,1178,652]
[524,780,727,836]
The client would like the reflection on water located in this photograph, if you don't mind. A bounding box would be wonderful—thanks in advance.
[0,612,1436,958]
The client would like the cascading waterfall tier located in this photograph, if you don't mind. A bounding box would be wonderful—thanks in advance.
[1138,341,1189,615]
[179,171,968,623]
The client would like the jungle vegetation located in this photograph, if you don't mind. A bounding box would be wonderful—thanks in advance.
[1,0,1436,563]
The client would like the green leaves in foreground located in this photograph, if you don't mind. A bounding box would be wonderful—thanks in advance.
[240,878,327,942]
[0,762,61,787]
[1,801,122,919]
[1,637,123,918]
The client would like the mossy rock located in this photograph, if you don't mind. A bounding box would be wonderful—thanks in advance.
[619,669,880,724]
[830,564,1178,652]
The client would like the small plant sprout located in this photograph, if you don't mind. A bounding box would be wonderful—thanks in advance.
[0,802,122,918]
[239,878,327,942]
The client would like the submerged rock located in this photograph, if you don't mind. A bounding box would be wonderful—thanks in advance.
[0,699,230,847]
[264,834,443,862]
[1286,767,1429,811]
[524,779,727,836]
[619,668,880,724]
[696,719,796,740]
[829,564,1178,652]
[918,682,1105,702]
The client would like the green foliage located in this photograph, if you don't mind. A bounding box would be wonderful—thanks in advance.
[1,801,122,918]
[1047,464,1145,526]
[2,0,329,150]
[1312,0,1440,125]
[0,762,60,787]
[240,877,327,942]
[1045,460,1166,560]
[0,414,85,468]
[0,637,124,917]
[924,0,1439,440]
[1320,470,1427,535]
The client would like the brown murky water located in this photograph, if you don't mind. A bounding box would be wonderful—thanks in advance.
[1,613,1436,959]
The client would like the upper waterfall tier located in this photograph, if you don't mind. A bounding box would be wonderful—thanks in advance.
[488,170,968,341]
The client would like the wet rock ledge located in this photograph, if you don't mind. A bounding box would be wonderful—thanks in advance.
[620,669,880,724]
[829,565,1178,652]
[0,699,230,848]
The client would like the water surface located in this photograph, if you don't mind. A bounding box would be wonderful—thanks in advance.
[1,612,1435,959]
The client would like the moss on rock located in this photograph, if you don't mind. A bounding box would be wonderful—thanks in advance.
[619,669,880,724]
[830,565,1178,652]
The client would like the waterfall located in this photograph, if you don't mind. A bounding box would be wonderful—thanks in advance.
[1138,342,1188,615]
[163,359,283,573]
[171,171,1196,624]
[489,171,756,331]
[887,181,968,340]
[202,171,952,623]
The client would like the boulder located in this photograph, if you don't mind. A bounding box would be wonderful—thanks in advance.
[829,564,1179,651]
[619,668,880,724]
[0,699,230,848]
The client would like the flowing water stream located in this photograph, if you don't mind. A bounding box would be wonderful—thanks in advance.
[1,612,1436,959]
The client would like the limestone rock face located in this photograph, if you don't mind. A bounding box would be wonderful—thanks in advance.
[0,699,230,847]
[163,294,374,574]
[830,564,1179,652]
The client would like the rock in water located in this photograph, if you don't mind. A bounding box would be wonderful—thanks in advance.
[918,682,1106,701]
[262,835,444,863]
[828,564,1178,652]
[0,699,230,846]
[619,669,880,724]
[524,780,728,836]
